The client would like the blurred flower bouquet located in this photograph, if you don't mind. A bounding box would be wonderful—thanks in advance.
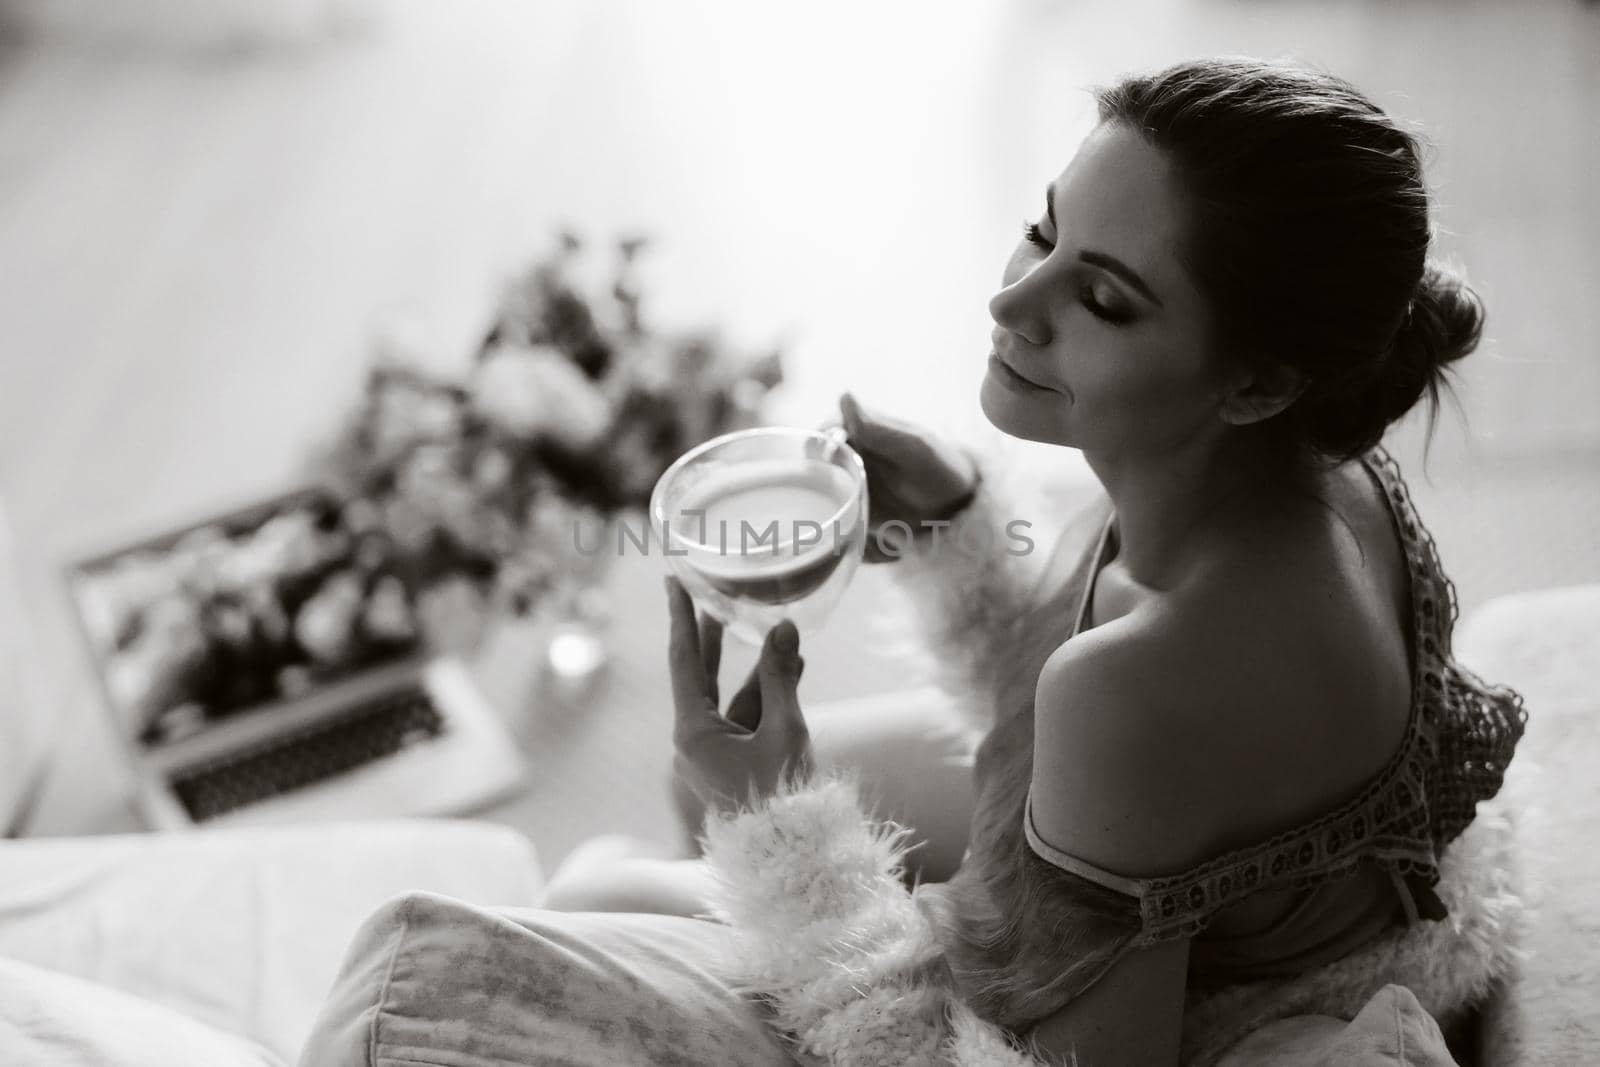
[72,234,780,747]
[321,233,784,649]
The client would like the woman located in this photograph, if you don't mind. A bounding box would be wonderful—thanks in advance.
[641,56,1525,1063]
[303,57,1526,1067]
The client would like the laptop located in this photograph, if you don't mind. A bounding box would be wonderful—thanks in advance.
[65,485,528,831]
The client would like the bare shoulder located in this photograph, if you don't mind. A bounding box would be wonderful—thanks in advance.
[1030,482,1412,876]
[1030,610,1232,876]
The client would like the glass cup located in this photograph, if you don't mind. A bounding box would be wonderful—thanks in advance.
[649,426,868,645]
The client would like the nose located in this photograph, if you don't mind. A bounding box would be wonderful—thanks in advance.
[988,260,1054,347]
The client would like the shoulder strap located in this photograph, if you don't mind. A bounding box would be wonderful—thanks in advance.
[1023,790,1150,897]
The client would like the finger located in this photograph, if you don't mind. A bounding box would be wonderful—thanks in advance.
[726,665,762,732]
[839,391,863,434]
[839,392,878,447]
[699,613,723,704]
[841,393,919,459]
[755,620,805,736]
[842,391,902,438]
[725,641,806,732]
[666,578,717,735]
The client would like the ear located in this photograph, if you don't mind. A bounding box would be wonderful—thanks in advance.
[1217,363,1307,426]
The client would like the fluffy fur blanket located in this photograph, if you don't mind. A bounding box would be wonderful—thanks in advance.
[699,770,1524,1067]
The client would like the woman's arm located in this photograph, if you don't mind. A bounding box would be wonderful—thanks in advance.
[1022,620,1219,1065]
[1026,939,1189,1066]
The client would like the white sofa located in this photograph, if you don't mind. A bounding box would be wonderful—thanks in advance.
[0,819,543,1065]
[1,583,1594,1066]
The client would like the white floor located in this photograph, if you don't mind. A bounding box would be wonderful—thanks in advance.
[1,0,1596,863]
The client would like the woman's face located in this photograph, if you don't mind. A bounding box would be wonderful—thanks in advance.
[981,122,1225,455]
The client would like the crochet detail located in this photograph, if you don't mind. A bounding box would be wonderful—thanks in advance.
[1120,446,1529,943]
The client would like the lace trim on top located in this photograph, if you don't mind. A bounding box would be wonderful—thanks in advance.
[1021,446,1528,945]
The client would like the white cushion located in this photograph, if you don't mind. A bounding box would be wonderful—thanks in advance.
[1454,583,1600,1065]
[0,954,283,1067]
[0,819,542,1063]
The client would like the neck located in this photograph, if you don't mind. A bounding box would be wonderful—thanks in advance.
[1081,434,1300,588]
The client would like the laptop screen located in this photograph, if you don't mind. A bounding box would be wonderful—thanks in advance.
[67,488,433,751]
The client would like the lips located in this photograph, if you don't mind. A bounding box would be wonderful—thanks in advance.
[989,351,1049,391]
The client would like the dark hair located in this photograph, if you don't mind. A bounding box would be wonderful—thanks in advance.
[1095,57,1483,462]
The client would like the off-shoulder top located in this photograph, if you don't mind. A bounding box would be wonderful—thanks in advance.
[918,447,1527,1035]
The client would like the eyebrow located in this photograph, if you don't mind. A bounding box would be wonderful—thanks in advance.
[1044,183,1165,309]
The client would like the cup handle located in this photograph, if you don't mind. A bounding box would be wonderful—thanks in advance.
[808,421,852,464]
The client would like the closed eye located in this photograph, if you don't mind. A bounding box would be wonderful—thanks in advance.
[1080,284,1131,326]
[1022,221,1132,327]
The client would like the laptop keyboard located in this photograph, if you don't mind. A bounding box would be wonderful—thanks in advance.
[168,688,446,822]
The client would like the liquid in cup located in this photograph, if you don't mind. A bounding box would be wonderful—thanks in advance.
[651,429,867,643]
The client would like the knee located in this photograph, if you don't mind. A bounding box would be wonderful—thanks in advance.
[301,891,474,1066]
[540,867,637,913]
[541,857,716,917]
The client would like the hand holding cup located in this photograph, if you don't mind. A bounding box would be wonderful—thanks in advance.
[665,577,813,814]
[836,393,981,562]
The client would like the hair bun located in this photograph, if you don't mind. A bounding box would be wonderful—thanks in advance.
[1401,263,1485,367]
[1297,261,1483,458]
[1382,262,1484,421]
